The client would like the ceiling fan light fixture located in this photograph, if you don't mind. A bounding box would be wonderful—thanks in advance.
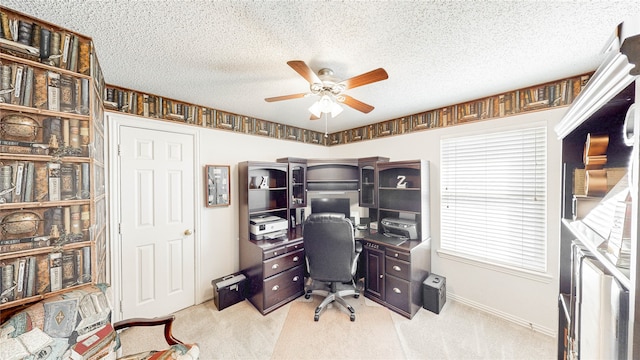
[330,100,343,117]
[309,100,323,118]
[308,94,343,118]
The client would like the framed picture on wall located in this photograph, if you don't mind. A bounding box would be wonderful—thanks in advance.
[205,165,230,207]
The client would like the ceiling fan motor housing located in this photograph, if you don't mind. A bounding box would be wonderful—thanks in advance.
[312,68,345,96]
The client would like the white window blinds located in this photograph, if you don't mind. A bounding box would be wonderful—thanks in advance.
[440,127,547,272]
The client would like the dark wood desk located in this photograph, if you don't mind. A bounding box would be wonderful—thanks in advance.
[242,227,430,319]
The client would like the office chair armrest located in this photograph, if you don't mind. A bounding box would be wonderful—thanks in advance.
[355,241,363,254]
[351,241,363,276]
[113,315,184,346]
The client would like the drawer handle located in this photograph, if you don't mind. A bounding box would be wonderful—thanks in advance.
[379,274,384,279]
[293,276,300,282]
[393,287,401,294]
[392,265,401,272]
[394,253,399,258]
[272,263,279,270]
[273,251,279,256]
[293,256,299,262]
[272,285,279,291]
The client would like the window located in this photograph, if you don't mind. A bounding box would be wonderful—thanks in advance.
[440,127,547,272]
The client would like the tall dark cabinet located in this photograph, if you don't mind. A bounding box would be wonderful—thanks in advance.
[362,160,431,319]
[376,160,430,240]
[238,161,304,315]
[555,19,639,359]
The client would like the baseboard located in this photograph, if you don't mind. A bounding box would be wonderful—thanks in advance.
[447,292,556,337]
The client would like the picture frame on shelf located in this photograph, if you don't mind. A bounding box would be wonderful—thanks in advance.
[205,165,230,207]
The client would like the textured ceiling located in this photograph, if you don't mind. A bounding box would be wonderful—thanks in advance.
[5,1,640,133]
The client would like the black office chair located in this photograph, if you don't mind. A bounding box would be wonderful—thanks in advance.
[303,213,362,321]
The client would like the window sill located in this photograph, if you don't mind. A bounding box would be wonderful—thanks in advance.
[436,249,554,284]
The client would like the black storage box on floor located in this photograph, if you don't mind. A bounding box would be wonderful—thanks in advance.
[422,273,446,314]
[212,273,247,310]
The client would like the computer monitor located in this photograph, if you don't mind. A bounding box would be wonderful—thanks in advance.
[310,198,351,219]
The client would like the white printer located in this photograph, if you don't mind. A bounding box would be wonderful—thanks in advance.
[250,215,288,240]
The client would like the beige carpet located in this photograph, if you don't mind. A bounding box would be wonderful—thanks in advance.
[119,295,555,359]
[271,296,403,359]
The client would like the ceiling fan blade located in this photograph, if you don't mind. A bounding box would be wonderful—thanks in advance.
[341,95,375,113]
[264,93,307,102]
[287,60,321,84]
[310,114,321,120]
[339,68,388,90]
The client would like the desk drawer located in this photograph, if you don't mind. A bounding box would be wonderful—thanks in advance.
[263,249,304,278]
[264,246,286,260]
[264,265,304,309]
[286,241,303,253]
[385,248,410,262]
[385,275,410,313]
[385,257,410,281]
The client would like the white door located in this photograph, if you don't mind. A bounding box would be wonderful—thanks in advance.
[119,126,195,319]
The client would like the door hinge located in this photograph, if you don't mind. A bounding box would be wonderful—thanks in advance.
[118,223,121,234]
[117,144,121,156]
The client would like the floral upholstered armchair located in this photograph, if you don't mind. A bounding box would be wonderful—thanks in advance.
[0,284,199,360]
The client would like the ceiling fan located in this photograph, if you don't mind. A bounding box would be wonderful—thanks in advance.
[265,60,388,120]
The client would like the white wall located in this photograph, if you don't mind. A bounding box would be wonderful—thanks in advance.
[325,107,567,335]
[109,107,566,334]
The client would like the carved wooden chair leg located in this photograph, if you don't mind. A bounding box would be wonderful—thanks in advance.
[113,315,184,346]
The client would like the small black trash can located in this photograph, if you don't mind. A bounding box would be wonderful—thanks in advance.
[212,273,246,310]
[422,273,446,314]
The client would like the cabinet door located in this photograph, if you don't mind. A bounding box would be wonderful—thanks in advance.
[359,164,376,207]
[289,162,306,208]
[364,246,385,300]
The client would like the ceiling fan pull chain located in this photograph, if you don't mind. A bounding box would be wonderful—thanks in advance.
[324,113,328,137]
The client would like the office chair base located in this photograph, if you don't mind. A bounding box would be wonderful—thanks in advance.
[313,293,356,322]
[306,282,359,322]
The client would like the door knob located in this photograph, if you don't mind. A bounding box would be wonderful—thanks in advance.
[184,229,192,235]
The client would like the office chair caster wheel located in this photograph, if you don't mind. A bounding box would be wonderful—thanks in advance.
[354,293,359,298]
[305,293,311,299]
[350,314,356,322]
[314,314,319,321]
